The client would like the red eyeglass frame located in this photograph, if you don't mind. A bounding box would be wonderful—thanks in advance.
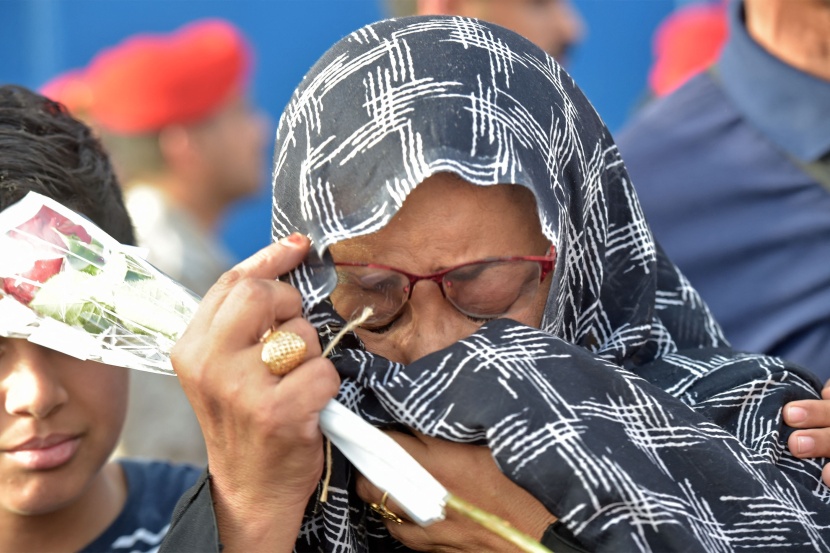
[333,246,556,302]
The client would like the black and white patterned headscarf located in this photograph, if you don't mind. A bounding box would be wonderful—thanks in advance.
[271,16,829,552]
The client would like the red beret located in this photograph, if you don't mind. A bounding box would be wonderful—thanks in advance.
[648,2,728,97]
[86,19,251,134]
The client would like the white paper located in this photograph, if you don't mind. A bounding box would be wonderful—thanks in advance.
[320,399,448,526]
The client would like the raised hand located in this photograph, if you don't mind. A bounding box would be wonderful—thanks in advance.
[171,234,340,552]
[355,430,556,552]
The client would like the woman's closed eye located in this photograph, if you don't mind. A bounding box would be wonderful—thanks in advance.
[362,310,491,335]
[361,318,398,334]
[464,313,493,325]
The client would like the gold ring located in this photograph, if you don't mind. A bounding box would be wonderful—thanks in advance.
[260,329,307,376]
[369,491,403,524]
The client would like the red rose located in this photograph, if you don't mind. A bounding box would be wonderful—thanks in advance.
[2,205,88,304]
[10,205,92,249]
[3,258,64,304]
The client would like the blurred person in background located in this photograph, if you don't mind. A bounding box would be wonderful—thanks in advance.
[77,19,269,466]
[617,0,830,461]
[85,19,267,298]
[383,0,584,65]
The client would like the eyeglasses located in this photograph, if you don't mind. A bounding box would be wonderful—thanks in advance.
[331,248,556,330]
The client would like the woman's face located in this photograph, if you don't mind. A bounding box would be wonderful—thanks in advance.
[329,173,552,364]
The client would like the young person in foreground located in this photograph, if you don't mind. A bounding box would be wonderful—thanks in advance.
[161,17,830,552]
[0,85,200,553]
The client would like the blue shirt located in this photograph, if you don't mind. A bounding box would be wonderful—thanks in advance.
[616,0,830,381]
[79,460,201,553]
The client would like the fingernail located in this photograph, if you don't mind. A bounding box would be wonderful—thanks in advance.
[786,406,808,423]
[278,233,305,248]
[796,435,815,455]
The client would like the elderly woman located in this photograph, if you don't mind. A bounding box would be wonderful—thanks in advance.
[162,16,830,553]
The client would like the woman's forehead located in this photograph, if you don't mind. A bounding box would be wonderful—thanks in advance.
[328,174,549,262]
[398,174,538,214]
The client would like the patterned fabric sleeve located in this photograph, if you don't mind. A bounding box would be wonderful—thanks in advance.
[334,319,830,552]
[158,470,220,553]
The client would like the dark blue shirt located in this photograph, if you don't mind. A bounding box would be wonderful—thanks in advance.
[617,0,830,381]
[79,460,201,553]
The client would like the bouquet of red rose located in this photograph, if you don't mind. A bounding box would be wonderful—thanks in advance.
[0,191,198,375]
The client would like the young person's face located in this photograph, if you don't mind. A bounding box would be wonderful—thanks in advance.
[0,338,128,515]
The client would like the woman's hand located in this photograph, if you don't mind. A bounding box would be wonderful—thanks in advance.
[355,430,557,552]
[171,235,340,552]
[784,380,830,487]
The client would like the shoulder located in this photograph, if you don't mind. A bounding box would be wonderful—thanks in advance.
[114,460,202,529]
[616,72,736,167]
[79,460,202,553]
[618,73,726,137]
[120,459,203,502]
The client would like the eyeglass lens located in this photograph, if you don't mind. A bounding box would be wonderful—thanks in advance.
[331,260,543,329]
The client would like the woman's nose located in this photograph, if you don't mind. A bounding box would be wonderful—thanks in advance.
[397,280,478,364]
[3,342,68,419]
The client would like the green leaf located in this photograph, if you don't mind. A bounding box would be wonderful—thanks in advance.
[64,235,104,275]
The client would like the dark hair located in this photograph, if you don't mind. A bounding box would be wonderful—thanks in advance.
[0,84,136,245]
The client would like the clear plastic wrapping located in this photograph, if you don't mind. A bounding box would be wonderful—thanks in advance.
[0,191,199,375]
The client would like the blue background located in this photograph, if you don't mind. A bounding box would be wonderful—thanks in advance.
[0,0,679,261]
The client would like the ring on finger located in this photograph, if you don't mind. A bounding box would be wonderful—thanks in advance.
[369,491,403,524]
[260,329,307,376]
